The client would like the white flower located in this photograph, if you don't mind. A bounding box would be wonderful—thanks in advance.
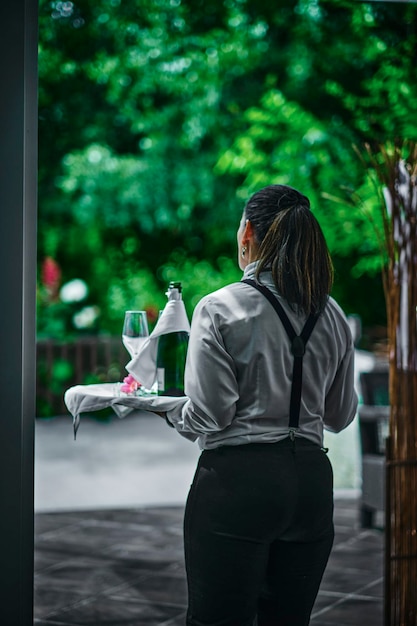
[60,279,88,303]
[73,306,100,329]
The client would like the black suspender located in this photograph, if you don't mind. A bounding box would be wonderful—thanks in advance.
[242,279,319,431]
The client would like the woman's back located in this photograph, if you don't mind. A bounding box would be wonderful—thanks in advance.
[180,264,356,450]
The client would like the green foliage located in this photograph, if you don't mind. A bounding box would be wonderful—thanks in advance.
[57,143,214,233]
[37,0,417,339]
[160,252,242,312]
[214,86,387,284]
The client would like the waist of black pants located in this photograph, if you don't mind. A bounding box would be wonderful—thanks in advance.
[203,436,325,456]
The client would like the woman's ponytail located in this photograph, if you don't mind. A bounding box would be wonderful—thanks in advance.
[244,185,333,315]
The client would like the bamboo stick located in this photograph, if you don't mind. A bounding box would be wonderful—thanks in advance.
[359,141,417,625]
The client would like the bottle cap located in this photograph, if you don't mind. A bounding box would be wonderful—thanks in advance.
[169,281,182,292]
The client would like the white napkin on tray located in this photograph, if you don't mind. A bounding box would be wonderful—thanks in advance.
[125,298,190,389]
[64,383,189,438]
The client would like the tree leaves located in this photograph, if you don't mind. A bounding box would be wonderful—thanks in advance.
[37,0,417,335]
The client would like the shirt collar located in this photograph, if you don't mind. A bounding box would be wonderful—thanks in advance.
[241,262,277,295]
[242,261,259,280]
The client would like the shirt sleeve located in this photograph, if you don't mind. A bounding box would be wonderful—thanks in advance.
[166,297,239,437]
[323,344,358,433]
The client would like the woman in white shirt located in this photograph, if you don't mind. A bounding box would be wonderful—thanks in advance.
[164,184,358,626]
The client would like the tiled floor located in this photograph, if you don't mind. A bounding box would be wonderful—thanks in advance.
[34,497,383,626]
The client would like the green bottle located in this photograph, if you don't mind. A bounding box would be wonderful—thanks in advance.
[156,282,189,396]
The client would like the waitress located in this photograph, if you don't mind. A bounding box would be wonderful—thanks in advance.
[160,184,358,626]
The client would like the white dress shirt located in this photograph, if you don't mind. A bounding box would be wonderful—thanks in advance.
[167,262,358,450]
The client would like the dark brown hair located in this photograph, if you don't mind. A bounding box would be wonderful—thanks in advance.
[244,185,333,314]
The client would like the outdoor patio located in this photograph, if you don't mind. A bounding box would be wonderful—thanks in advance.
[34,497,383,626]
[34,413,384,625]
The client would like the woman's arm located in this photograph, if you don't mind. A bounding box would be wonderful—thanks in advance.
[323,345,358,433]
[165,297,239,436]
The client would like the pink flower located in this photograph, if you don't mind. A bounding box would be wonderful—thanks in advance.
[145,305,159,324]
[42,257,61,290]
[120,374,142,394]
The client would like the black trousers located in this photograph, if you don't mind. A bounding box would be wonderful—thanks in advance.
[184,437,334,626]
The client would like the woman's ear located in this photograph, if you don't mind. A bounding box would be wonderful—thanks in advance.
[242,219,255,246]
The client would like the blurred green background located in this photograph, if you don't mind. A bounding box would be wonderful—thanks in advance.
[36,0,416,414]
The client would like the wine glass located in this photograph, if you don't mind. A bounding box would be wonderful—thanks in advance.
[122,311,149,358]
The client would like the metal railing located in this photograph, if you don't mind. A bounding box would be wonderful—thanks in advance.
[36,336,128,417]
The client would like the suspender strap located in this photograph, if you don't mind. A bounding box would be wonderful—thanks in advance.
[242,279,319,429]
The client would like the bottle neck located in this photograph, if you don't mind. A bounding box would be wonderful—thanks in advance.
[166,287,182,301]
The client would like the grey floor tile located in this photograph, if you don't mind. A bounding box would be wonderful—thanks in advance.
[34,500,383,625]
[46,594,186,625]
[159,611,187,626]
[35,514,86,536]
[311,595,383,625]
[33,618,83,626]
[108,571,188,608]
[34,585,94,620]
[34,550,77,573]
[321,566,382,595]
[35,557,141,598]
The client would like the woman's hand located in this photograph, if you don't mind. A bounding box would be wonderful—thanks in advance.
[151,410,175,428]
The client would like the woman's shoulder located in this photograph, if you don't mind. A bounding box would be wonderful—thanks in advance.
[325,296,350,322]
[322,296,354,346]
[199,280,248,302]
[193,281,253,316]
